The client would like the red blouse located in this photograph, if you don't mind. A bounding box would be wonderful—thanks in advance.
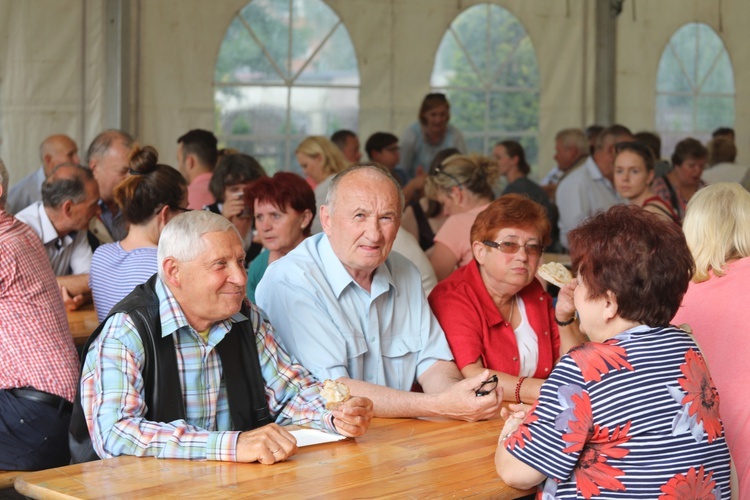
[428,261,560,378]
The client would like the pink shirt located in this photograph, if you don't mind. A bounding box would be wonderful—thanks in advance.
[673,256,750,494]
[187,172,215,210]
[0,210,79,402]
[433,203,489,267]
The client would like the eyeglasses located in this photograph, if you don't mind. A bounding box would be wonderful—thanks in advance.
[433,166,463,188]
[169,205,192,213]
[483,240,545,257]
[475,374,498,397]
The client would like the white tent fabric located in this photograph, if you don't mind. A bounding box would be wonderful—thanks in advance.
[0,0,746,185]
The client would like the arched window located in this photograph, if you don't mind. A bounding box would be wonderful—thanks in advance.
[431,4,540,165]
[656,23,734,156]
[214,0,359,174]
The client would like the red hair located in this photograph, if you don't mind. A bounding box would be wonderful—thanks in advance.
[568,205,694,326]
[470,194,551,247]
[244,172,316,236]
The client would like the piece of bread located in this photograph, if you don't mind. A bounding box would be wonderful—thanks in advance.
[320,379,351,410]
[537,262,573,288]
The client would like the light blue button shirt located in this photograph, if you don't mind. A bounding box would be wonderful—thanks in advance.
[256,233,453,391]
[556,156,623,249]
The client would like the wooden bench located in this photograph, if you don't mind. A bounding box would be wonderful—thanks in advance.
[0,470,20,489]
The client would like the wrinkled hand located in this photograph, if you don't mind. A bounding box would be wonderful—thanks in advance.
[555,278,577,323]
[499,402,528,439]
[236,423,298,464]
[332,396,373,437]
[438,369,503,422]
[61,286,85,311]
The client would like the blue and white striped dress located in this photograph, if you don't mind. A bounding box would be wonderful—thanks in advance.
[90,243,158,322]
[506,325,731,499]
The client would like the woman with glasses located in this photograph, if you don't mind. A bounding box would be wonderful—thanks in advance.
[89,146,188,321]
[424,153,500,281]
[429,195,584,403]
[398,93,467,182]
[496,205,730,498]
[613,141,679,223]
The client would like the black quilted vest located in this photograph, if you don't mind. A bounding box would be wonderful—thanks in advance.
[68,274,271,463]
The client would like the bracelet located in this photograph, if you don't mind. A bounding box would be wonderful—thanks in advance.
[515,376,526,404]
[555,312,577,327]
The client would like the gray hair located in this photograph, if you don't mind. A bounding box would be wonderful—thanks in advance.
[42,164,94,209]
[555,128,588,155]
[0,158,8,206]
[324,163,405,214]
[157,210,240,280]
[86,129,135,165]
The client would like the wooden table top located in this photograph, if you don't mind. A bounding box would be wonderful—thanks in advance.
[15,416,534,499]
[66,303,99,348]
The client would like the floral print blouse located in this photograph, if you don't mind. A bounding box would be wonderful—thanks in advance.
[505,325,731,499]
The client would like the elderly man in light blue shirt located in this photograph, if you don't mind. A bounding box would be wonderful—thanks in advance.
[257,164,501,421]
[556,125,634,249]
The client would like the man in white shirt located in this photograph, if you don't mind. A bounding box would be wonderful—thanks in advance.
[6,134,79,214]
[16,164,101,309]
[541,128,588,202]
[556,125,634,249]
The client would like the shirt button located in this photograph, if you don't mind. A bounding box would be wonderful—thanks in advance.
[539,296,544,301]
[512,356,518,361]
[544,367,549,372]
[369,337,376,342]
[367,374,374,381]
[544,331,548,336]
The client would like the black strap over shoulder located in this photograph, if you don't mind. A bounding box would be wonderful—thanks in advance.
[69,274,270,463]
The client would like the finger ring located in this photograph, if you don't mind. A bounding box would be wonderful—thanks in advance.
[271,448,281,453]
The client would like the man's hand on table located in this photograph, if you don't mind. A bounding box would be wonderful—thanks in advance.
[332,396,374,437]
[236,423,298,464]
[437,369,503,422]
[61,285,86,311]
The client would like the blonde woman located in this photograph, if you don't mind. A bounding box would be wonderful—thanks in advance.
[424,153,500,281]
[295,136,348,234]
[673,182,750,496]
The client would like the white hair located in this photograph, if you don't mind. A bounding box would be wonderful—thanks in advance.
[157,210,239,279]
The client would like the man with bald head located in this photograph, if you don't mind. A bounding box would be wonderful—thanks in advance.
[16,164,101,309]
[257,164,502,421]
[86,129,135,245]
[556,124,634,249]
[6,134,79,214]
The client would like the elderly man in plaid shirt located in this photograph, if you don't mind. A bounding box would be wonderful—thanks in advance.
[71,210,372,464]
[0,159,80,470]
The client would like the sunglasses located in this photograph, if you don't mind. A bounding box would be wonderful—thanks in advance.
[482,240,545,257]
[432,166,463,188]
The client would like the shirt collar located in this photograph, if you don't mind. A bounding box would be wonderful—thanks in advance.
[36,203,74,247]
[317,234,395,299]
[155,277,247,342]
[585,156,606,181]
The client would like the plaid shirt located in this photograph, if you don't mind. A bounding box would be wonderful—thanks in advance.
[0,210,79,402]
[80,278,335,461]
